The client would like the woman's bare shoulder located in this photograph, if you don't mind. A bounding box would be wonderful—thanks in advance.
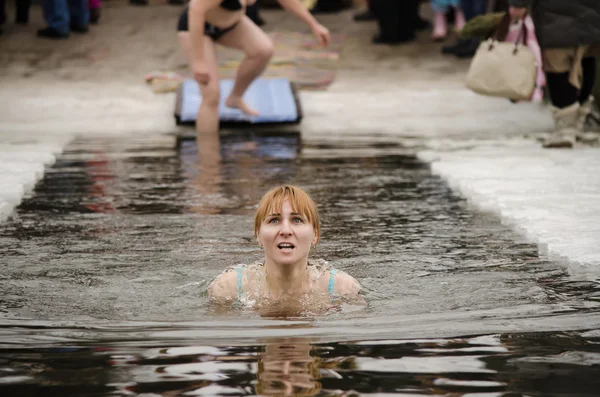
[309,259,362,296]
[332,270,362,296]
[207,266,241,301]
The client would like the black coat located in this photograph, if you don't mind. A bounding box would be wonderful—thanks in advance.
[509,0,600,49]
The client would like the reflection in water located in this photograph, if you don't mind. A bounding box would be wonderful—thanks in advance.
[190,132,225,215]
[257,339,322,397]
[180,132,301,215]
[2,331,600,396]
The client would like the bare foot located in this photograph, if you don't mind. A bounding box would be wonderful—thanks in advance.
[225,96,260,116]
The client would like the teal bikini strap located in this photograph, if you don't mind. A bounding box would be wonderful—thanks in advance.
[328,269,337,294]
[236,266,243,296]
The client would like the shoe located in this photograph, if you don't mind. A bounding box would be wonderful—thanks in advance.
[372,33,415,45]
[37,27,69,39]
[90,8,101,24]
[442,39,469,55]
[353,10,376,22]
[453,39,480,58]
[70,24,88,33]
[543,103,579,148]
[576,97,600,144]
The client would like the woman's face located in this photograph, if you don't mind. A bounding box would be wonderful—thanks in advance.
[258,199,316,267]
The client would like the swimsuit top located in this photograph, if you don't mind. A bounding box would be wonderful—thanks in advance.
[235,266,337,297]
[220,0,242,11]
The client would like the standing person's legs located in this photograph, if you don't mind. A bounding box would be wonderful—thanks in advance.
[88,0,101,24]
[542,48,582,148]
[372,0,402,44]
[15,0,31,23]
[195,36,221,135]
[39,0,70,37]
[354,0,376,21]
[68,0,89,31]
[217,16,274,115]
[0,0,6,27]
[442,0,486,57]
[579,57,596,104]
[401,0,418,40]
[546,72,578,109]
[430,0,448,40]
[576,57,597,136]
[461,0,486,21]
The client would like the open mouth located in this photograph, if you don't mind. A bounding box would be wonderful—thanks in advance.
[277,243,295,250]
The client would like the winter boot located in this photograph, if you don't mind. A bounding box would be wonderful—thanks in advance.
[543,103,579,148]
[576,97,600,144]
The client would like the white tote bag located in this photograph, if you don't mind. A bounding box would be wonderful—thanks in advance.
[466,23,537,101]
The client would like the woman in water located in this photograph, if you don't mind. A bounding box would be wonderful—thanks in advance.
[208,185,362,313]
[182,0,330,136]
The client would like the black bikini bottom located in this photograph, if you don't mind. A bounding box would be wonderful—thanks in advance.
[177,8,238,41]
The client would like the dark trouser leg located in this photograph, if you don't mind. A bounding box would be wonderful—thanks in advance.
[579,57,596,104]
[546,72,578,109]
[68,0,89,29]
[373,0,416,43]
[401,0,418,38]
[462,0,487,22]
[41,0,70,34]
[16,0,31,23]
[0,0,6,25]
[373,0,400,42]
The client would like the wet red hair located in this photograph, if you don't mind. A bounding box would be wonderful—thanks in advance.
[254,185,321,244]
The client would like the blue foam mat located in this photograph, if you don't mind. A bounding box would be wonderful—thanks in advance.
[175,78,301,124]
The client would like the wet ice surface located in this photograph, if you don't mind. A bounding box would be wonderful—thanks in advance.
[1,135,600,395]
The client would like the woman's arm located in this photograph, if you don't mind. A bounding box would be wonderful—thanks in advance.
[276,0,330,46]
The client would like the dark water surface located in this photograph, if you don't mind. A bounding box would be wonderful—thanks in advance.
[1,133,599,396]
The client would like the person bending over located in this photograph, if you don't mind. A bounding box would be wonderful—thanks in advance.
[181,0,330,136]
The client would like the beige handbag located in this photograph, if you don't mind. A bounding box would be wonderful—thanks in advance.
[465,14,537,101]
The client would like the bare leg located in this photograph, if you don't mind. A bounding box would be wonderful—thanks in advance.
[195,36,221,135]
[217,16,274,116]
